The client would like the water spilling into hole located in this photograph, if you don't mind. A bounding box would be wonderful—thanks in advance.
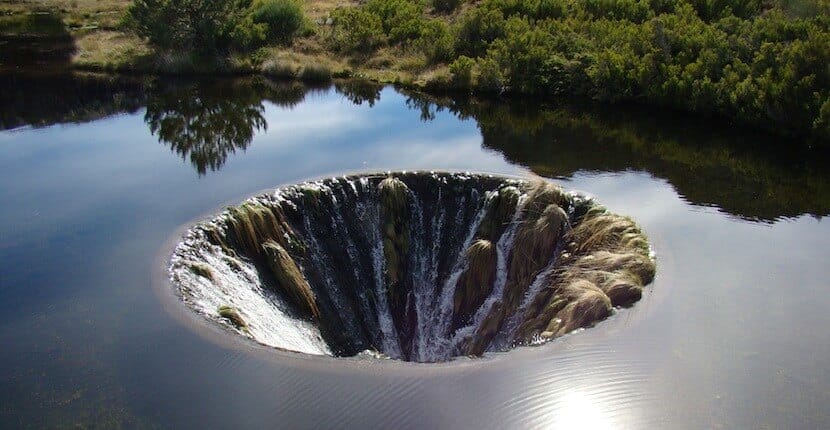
[169,172,655,363]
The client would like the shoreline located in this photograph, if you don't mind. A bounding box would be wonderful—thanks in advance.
[2,1,827,145]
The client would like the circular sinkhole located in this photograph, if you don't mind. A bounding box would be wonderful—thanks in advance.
[169,172,656,363]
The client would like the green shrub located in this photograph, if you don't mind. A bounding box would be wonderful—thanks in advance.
[687,0,762,20]
[123,0,266,54]
[329,7,385,51]
[251,0,305,43]
[475,57,506,92]
[455,7,507,57]
[484,0,567,19]
[449,55,475,87]
[417,20,455,63]
[581,0,653,22]
[364,0,426,43]
[314,0,830,142]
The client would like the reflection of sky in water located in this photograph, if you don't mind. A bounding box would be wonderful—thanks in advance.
[252,88,522,177]
[0,84,828,428]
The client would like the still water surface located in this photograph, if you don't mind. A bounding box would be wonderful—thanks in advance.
[0,75,828,428]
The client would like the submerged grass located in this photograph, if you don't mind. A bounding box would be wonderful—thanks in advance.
[467,180,570,355]
[218,305,248,330]
[475,185,520,243]
[502,181,569,309]
[453,239,497,325]
[378,177,411,313]
[261,240,320,319]
[516,206,656,341]
[225,201,292,258]
[188,261,215,282]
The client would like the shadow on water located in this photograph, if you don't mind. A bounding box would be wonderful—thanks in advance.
[0,11,75,72]
[1,72,827,221]
[401,92,830,222]
[0,72,146,130]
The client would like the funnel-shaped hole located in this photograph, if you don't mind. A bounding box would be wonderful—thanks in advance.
[170,172,655,363]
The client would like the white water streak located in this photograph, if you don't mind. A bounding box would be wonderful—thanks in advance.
[447,192,529,354]
[416,189,497,361]
[171,228,330,355]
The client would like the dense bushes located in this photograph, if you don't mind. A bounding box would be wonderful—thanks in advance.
[124,0,304,54]
[329,0,829,141]
[252,0,305,43]
[329,7,385,51]
[123,0,250,53]
[121,0,828,141]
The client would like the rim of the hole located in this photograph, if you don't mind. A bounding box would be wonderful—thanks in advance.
[152,169,661,371]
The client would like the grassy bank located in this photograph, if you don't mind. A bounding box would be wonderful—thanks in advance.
[1,0,828,143]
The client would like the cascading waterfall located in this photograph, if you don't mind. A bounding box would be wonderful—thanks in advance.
[169,172,656,362]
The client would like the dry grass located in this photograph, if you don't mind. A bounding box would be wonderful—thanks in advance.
[570,212,651,255]
[540,279,611,337]
[1,0,439,83]
[260,49,348,80]
[72,30,149,70]
[303,0,358,21]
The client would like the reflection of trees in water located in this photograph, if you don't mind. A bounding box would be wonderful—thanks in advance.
[402,91,830,222]
[146,78,335,175]
[0,73,145,130]
[146,80,266,175]
[335,80,382,107]
[1,73,386,175]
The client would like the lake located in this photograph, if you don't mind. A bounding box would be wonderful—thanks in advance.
[1,73,828,428]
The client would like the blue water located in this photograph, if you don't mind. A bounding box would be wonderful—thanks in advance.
[0,76,828,428]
